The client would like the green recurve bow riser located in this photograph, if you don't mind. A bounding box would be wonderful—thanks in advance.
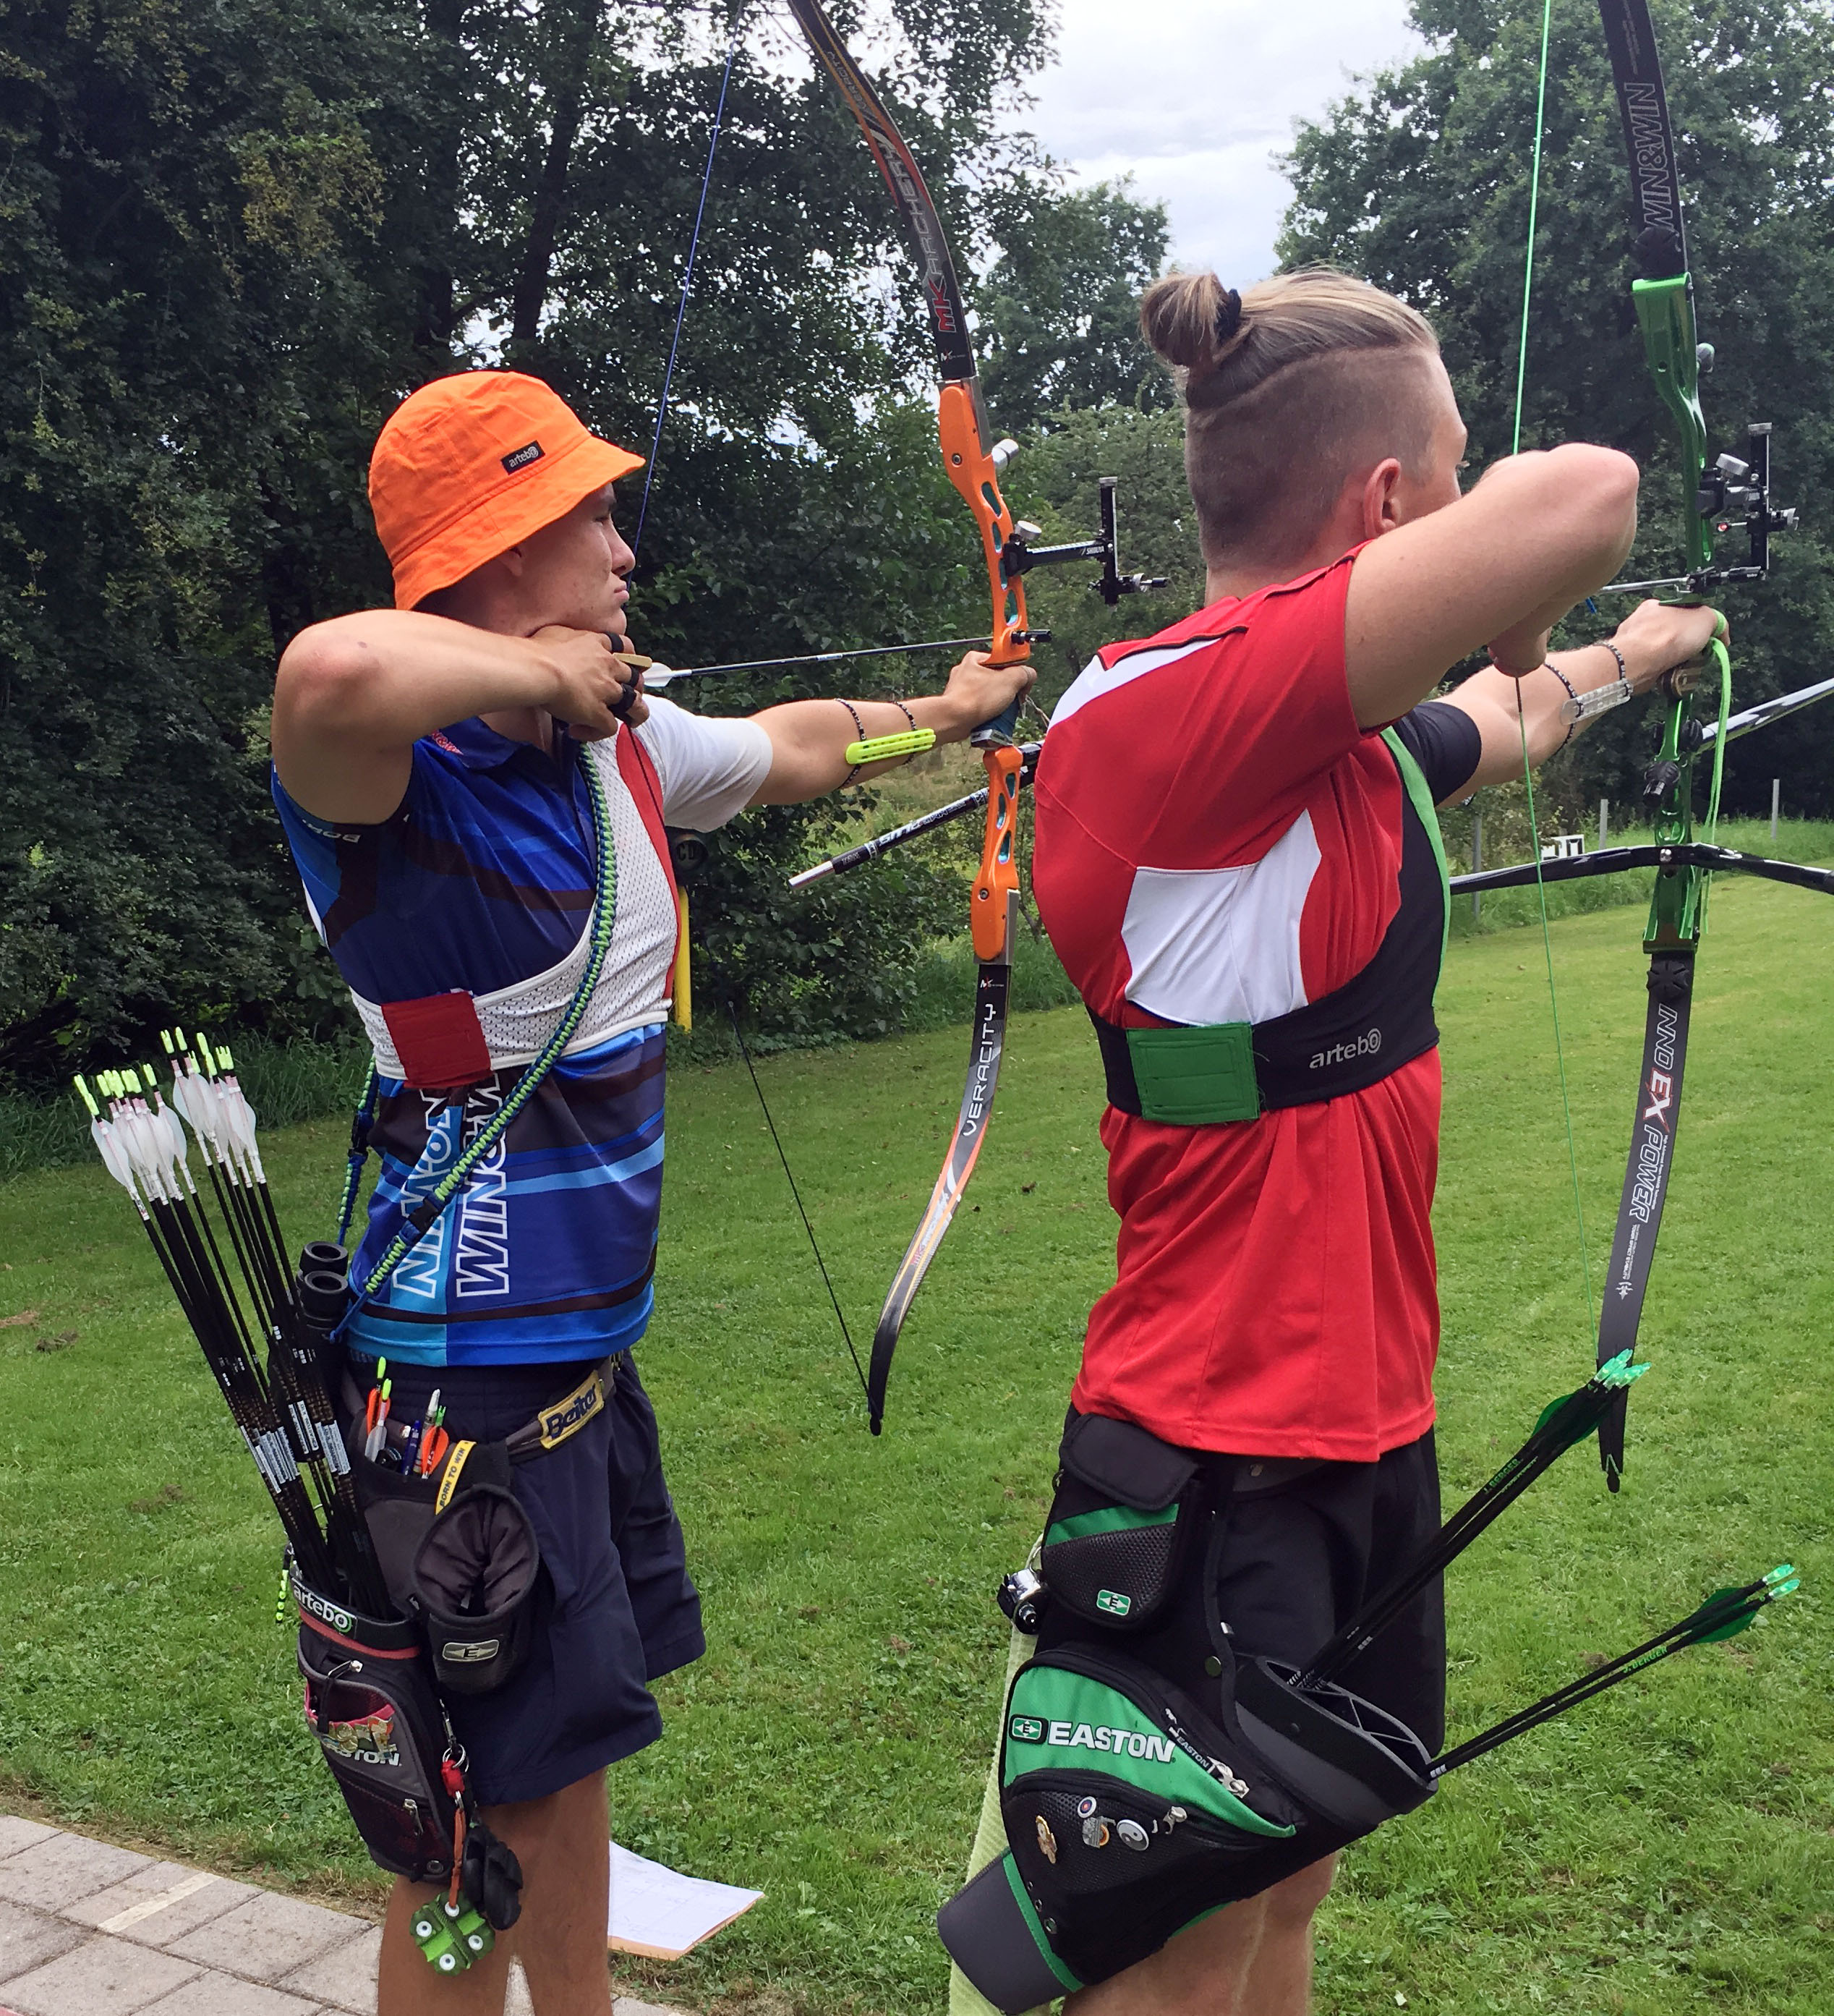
[1629,273,1711,577]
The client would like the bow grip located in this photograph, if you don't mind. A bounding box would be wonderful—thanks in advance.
[970,699,1022,749]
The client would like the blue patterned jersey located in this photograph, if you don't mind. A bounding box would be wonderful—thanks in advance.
[273,702,771,1366]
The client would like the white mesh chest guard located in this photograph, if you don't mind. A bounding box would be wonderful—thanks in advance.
[349,738,677,1078]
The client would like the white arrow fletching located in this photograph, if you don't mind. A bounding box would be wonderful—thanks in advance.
[90,1118,138,1198]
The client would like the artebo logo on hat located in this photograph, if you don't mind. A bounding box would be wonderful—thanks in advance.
[368,372,643,611]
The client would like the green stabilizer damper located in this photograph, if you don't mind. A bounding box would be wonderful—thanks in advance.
[411,1896,495,1974]
[844,728,936,765]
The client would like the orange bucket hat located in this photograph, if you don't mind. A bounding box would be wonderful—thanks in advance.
[369,371,645,610]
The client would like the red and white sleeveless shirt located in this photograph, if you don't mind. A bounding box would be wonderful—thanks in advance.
[1033,553,1480,1460]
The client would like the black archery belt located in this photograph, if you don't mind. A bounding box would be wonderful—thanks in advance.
[344,1358,613,1475]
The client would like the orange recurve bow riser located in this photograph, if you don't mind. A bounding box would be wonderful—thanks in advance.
[788,0,1036,1432]
[937,382,1030,668]
[972,744,1023,963]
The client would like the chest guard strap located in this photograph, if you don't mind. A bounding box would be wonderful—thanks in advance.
[1091,731,1449,1124]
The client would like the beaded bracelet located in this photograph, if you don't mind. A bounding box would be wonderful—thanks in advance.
[1544,660,1579,747]
[837,699,867,785]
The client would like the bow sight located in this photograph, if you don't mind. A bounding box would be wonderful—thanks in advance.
[999,474,1172,613]
[1609,415,1799,597]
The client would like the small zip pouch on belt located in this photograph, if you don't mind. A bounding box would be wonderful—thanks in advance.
[1038,1412,1206,1632]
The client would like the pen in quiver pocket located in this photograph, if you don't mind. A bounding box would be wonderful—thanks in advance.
[349,1427,515,1612]
[1038,1412,1205,1630]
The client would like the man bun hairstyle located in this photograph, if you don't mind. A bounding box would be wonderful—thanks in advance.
[1139,267,1442,574]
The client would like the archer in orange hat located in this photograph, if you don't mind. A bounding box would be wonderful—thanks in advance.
[263,369,1033,2008]
[370,370,645,613]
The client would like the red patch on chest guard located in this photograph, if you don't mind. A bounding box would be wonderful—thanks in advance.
[381,991,492,1089]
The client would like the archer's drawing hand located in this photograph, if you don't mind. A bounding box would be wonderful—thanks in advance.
[1613,600,1728,692]
[940,650,1037,738]
[532,625,649,735]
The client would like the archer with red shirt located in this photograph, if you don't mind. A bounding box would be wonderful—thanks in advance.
[947,268,1723,2016]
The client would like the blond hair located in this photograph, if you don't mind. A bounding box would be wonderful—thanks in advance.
[1138,267,1442,572]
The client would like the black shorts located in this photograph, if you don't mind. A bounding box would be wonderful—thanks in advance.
[359,1351,705,1806]
[1212,1430,1446,1752]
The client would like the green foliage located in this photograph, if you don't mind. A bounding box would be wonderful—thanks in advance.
[4,875,1834,2011]
[977,182,1174,426]
[0,0,430,1084]
[0,0,1169,1088]
[1278,0,1834,816]
[1002,401,1206,707]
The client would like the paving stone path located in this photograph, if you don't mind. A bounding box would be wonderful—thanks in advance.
[0,1814,683,2016]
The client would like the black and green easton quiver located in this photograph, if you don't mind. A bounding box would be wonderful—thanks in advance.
[942,1649,1436,2007]
[939,1416,1437,2010]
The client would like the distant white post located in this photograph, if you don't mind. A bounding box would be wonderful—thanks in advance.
[1472,808,1483,923]
[1599,796,1610,850]
[1772,778,1781,843]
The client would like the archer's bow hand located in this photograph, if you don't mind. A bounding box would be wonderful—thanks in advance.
[533,624,649,736]
[939,650,1036,740]
[1613,599,1729,694]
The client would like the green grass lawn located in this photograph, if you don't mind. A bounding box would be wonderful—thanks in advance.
[2,859,1832,2015]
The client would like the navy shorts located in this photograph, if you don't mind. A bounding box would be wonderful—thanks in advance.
[360,1351,705,1806]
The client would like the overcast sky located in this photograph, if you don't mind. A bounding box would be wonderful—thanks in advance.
[1007,0,1423,286]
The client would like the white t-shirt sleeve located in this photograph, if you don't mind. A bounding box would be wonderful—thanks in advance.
[632,696,773,830]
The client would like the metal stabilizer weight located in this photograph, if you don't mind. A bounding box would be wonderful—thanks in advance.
[411,1896,495,1974]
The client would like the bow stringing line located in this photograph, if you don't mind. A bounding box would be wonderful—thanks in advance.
[632,20,740,562]
[627,9,874,1404]
[1510,0,1598,1341]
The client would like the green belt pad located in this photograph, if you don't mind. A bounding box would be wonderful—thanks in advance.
[1125,1021,1261,1125]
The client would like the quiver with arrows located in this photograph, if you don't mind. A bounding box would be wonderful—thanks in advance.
[941,1419,1438,2009]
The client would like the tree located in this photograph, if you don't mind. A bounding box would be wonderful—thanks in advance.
[977,182,1174,428]
[1278,0,1834,815]
[0,0,435,1083]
